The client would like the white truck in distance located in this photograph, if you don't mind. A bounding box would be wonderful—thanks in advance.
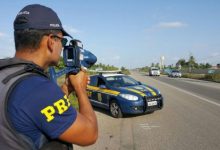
[149,67,160,76]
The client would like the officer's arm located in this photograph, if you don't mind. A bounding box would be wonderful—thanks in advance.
[59,72,98,146]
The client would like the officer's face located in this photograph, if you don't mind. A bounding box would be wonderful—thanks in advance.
[50,32,64,66]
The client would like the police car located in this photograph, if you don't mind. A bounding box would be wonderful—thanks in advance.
[87,72,163,118]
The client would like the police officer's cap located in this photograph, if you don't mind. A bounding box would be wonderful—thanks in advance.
[14,4,71,37]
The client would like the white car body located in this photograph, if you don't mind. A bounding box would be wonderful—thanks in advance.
[169,70,182,78]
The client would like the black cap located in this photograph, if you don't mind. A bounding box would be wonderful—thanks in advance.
[14,4,71,37]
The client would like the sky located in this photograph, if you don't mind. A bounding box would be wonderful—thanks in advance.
[0,0,220,69]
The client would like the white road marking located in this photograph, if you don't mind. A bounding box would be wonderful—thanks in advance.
[151,78,220,107]
[139,123,160,130]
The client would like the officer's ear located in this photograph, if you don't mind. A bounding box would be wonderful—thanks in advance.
[47,35,55,53]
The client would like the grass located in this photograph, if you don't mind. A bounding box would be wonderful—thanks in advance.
[68,93,79,110]
[204,73,220,82]
[182,73,220,83]
[182,73,205,79]
[57,75,79,109]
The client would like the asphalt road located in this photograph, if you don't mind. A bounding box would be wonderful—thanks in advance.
[75,71,220,150]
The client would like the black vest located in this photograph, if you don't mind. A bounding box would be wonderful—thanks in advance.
[0,58,73,150]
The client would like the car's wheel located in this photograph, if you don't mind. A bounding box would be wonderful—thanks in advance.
[110,100,123,118]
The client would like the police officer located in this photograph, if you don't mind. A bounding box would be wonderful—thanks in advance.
[0,4,98,149]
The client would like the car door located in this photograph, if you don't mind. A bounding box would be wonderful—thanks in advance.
[87,76,99,103]
[96,77,110,109]
[88,76,109,109]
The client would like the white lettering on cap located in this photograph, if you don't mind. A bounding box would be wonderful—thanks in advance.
[18,11,30,15]
[50,24,60,27]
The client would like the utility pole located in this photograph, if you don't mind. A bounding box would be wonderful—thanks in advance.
[160,56,165,70]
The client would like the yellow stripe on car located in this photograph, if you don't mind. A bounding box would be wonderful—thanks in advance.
[145,86,157,96]
[99,89,120,96]
[87,85,99,91]
[126,88,146,97]
[87,85,120,96]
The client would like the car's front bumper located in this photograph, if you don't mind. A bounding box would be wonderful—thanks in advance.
[150,72,160,76]
[117,95,163,114]
[171,73,181,77]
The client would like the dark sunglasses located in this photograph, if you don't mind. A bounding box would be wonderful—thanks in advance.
[51,35,68,47]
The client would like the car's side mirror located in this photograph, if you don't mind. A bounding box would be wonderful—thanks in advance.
[99,85,106,89]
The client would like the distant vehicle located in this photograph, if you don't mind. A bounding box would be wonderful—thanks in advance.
[87,72,164,118]
[168,70,182,78]
[149,67,160,76]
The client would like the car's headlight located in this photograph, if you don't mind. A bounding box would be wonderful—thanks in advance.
[119,94,138,101]
[158,90,161,94]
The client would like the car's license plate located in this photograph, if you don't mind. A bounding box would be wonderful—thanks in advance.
[148,101,157,106]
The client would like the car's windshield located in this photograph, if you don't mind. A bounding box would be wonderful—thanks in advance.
[105,75,139,87]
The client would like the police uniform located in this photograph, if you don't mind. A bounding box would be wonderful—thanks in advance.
[8,75,77,149]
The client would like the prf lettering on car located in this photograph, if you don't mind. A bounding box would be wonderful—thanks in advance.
[40,95,71,122]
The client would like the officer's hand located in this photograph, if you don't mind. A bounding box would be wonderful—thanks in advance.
[60,75,73,96]
[68,71,89,94]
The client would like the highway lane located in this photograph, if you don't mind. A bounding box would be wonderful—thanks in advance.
[145,73,220,104]
[75,71,220,150]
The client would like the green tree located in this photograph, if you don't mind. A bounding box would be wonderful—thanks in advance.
[176,59,187,67]
[188,55,198,67]
[56,57,65,70]
[205,63,212,68]
[139,66,149,72]
[121,66,126,71]
[120,66,130,75]
[151,63,155,67]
